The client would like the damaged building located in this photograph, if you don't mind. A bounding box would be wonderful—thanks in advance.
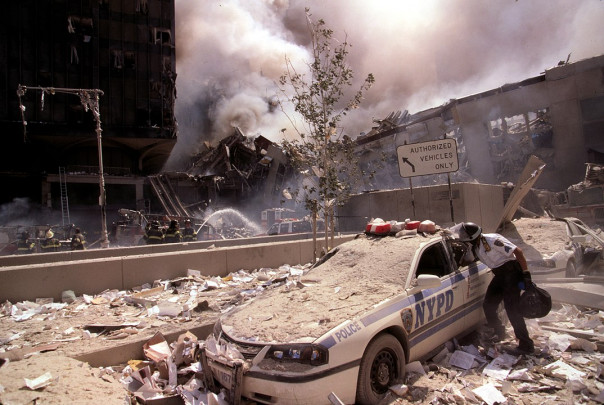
[354,54,604,192]
[338,54,604,230]
[0,0,177,232]
[148,128,291,219]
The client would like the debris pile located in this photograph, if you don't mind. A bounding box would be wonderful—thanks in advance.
[2,218,604,404]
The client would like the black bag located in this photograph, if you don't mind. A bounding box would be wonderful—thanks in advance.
[519,282,552,318]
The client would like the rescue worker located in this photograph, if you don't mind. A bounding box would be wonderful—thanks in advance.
[164,220,182,243]
[70,228,86,250]
[16,231,35,254]
[182,219,197,242]
[459,222,534,355]
[144,221,164,244]
[41,229,61,252]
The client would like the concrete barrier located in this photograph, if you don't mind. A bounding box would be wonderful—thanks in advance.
[0,232,342,267]
[0,235,356,303]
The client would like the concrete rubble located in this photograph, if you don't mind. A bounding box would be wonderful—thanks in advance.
[3,218,604,404]
[2,261,604,404]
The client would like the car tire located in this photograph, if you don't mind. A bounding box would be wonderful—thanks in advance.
[356,334,405,405]
[565,260,576,277]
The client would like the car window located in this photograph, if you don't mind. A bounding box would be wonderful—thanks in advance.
[448,239,474,268]
[267,224,279,235]
[280,223,289,234]
[416,243,451,278]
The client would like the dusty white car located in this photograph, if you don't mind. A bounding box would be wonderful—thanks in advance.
[200,231,492,404]
[500,217,602,278]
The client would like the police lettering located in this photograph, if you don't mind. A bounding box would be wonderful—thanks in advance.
[334,321,362,342]
[414,290,454,329]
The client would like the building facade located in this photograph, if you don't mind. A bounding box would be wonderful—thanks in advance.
[0,0,177,226]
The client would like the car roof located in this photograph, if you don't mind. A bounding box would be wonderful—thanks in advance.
[221,233,440,344]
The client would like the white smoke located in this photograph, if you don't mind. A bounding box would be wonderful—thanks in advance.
[166,0,604,170]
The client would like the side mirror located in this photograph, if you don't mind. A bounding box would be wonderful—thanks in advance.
[416,274,442,289]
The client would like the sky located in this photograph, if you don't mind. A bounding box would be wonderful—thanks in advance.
[165,0,604,170]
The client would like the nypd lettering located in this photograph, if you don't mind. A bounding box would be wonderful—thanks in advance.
[414,290,454,329]
[334,321,362,342]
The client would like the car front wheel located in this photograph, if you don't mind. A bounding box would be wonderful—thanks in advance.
[356,334,405,405]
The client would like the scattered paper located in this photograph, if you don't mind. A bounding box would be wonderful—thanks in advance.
[24,372,53,390]
[543,360,586,381]
[449,350,476,370]
[472,383,506,405]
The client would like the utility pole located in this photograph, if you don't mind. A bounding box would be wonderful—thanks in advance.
[16,85,110,248]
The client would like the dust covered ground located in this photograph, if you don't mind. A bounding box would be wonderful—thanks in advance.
[1,217,604,404]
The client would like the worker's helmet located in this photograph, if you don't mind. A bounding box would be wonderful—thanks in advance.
[46,230,54,239]
[21,231,29,240]
[170,220,178,227]
[459,222,482,242]
[151,220,160,228]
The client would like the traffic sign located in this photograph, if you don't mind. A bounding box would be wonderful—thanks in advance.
[396,139,459,178]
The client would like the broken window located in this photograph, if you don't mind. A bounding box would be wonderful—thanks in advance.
[124,52,136,69]
[67,16,93,36]
[487,108,553,181]
[153,28,172,46]
[136,0,149,15]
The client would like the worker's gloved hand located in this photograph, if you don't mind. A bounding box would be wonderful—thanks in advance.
[518,271,532,290]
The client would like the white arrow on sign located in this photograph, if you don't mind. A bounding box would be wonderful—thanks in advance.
[396,139,459,178]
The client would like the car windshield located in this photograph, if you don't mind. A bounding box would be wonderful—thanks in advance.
[267,224,279,235]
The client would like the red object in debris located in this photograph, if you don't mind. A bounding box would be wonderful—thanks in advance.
[405,221,421,230]
[366,220,392,235]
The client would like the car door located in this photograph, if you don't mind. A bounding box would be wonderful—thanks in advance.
[445,237,492,330]
[409,240,469,360]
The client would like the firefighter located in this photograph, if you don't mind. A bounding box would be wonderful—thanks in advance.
[145,221,164,244]
[182,219,197,242]
[16,231,35,254]
[164,220,182,243]
[70,228,86,250]
[41,229,61,252]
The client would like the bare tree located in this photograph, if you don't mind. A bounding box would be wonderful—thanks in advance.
[278,9,374,261]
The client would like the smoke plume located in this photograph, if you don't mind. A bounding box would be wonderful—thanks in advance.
[165,0,604,170]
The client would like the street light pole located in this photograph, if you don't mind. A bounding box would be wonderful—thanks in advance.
[16,85,110,248]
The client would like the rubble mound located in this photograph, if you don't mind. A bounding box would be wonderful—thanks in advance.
[500,217,574,260]
[222,233,428,343]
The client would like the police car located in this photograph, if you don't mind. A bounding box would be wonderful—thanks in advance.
[201,230,492,404]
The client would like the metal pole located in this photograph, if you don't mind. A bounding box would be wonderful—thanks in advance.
[16,85,109,248]
[95,91,109,248]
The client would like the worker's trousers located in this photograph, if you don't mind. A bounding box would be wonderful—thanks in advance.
[483,260,533,349]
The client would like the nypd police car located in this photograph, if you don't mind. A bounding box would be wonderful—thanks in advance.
[201,230,492,404]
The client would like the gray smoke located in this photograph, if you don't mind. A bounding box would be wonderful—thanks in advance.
[165,0,604,170]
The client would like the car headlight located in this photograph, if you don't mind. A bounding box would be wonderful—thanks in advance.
[266,344,328,366]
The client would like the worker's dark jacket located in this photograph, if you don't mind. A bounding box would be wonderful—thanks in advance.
[145,227,164,244]
[71,233,86,250]
[17,239,35,254]
[183,227,197,241]
[164,227,182,243]
[41,238,61,252]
